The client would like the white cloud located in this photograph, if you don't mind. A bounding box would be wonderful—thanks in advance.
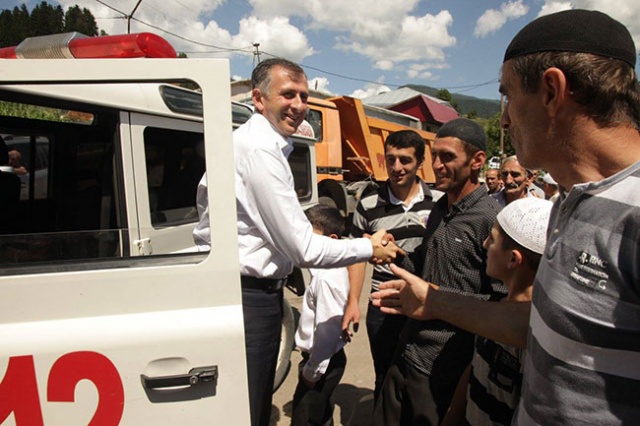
[234,16,314,62]
[309,77,332,94]
[375,60,394,71]
[351,83,391,99]
[407,64,434,79]
[537,2,572,17]
[474,0,529,37]
[538,1,640,54]
[249,0,456,80]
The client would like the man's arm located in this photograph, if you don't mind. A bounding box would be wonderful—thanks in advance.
[242,149,402,266]
[371,264,530,349]
[342,262,367,339]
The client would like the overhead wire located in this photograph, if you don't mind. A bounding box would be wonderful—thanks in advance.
[92,0,499,95]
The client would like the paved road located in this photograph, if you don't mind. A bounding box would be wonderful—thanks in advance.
[270,265,376,426]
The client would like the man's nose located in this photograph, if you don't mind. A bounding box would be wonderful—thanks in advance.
[501,107,510,129]
[291,94,306,111]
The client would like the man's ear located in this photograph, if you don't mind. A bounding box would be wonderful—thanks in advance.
[470,151,486,171]
[252,87,265,114]
[541,67,569,118]
[507,249,523,270]
[328,233,340,240]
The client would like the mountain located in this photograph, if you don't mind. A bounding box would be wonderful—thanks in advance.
[403,84,501,119]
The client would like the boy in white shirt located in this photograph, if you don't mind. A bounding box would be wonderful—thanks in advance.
[292,204,351,425]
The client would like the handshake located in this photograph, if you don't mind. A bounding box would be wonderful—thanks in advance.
[368,229,405,265]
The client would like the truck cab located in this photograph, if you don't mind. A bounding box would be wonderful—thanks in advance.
[0,34,314,425]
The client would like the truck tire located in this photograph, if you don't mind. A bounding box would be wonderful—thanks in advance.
[274,297,295,392]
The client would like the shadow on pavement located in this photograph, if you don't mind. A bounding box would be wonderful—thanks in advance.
[334,383,374,425]
[270,383,373,426]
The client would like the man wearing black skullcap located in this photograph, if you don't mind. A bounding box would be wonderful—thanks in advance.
[370,8,640,426]
[373,118,503,426]
[499,9,640,426]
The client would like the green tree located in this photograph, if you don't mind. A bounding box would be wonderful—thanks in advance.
[436,88,459,111]
[30,2,64,37]
[4,5,30,46]
[467,109,478,119]
[64,5,98,36]
[0,2,100,48]
[484,112,514,159]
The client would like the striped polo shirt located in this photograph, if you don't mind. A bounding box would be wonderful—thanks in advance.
[350,178,437,293]
[515,160,640,425]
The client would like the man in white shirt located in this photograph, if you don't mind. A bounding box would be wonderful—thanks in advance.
[193,58,402,426]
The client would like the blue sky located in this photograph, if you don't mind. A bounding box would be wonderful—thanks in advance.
[4,0,640,100]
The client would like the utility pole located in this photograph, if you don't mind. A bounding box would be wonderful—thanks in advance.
[499,93,505,160]
[253,43,261,66]
[127,0,143,34]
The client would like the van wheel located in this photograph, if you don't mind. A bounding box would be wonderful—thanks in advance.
[274,297,295,392]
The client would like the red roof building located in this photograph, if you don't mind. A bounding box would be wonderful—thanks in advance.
[362,87,459,133]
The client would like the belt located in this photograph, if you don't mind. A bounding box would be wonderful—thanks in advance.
[240,276,285,293]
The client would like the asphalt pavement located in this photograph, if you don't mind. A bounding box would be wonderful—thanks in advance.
[270,265,376,426]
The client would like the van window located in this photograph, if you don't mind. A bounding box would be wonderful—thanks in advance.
[143,127,204,227]
[0,96,124,269]
[306,108,322,142]
[289,142,312,202]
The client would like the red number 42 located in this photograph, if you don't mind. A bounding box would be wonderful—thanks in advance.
[0,351,124,425]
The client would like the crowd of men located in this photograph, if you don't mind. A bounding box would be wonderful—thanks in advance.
[193,7,639,426]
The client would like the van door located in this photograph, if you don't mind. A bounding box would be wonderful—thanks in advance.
[123,112,205,255]
[0,59,249,425]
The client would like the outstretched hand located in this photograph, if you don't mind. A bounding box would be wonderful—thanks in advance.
[371,264,438,320]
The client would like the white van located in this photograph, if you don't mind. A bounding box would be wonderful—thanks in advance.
[0,33,317,425]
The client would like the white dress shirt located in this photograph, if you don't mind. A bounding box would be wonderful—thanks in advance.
[193,113,373,278]
[295,267,348,382]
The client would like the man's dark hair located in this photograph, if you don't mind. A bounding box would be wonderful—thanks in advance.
[384,130,425,163]
[499,228,542,269]
[509,52,640,130]
[305,204,345,237]
[251,58,306,93]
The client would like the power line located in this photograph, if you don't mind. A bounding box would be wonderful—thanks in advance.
[94,0,127,17]
[92,0,499,95]
[131,16,249,51]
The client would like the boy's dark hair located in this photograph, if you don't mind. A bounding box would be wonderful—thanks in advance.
[384,130,425,164]
[499,228,542,269]
[305,204,345,237]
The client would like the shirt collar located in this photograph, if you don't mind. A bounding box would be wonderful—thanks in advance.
[387,178,427,209]
[252,113,294,157]
[448,185,489,214]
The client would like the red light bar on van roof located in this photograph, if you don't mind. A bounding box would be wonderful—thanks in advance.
[0,32,177,59]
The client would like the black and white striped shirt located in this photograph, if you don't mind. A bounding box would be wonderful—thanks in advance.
[350,179,438,293]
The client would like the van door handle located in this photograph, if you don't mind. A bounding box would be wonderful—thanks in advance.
[141,365,218,389]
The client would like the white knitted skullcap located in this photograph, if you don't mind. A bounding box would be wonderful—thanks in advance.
[542,173,557,185]
[497,197,553,254]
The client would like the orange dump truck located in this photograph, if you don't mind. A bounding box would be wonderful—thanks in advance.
[303,95,437,216]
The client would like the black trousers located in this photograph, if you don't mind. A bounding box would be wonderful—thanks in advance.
[292,348,347,426]
[373,358,458,426]
[366,301,407,402]
[241,282,283,426]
